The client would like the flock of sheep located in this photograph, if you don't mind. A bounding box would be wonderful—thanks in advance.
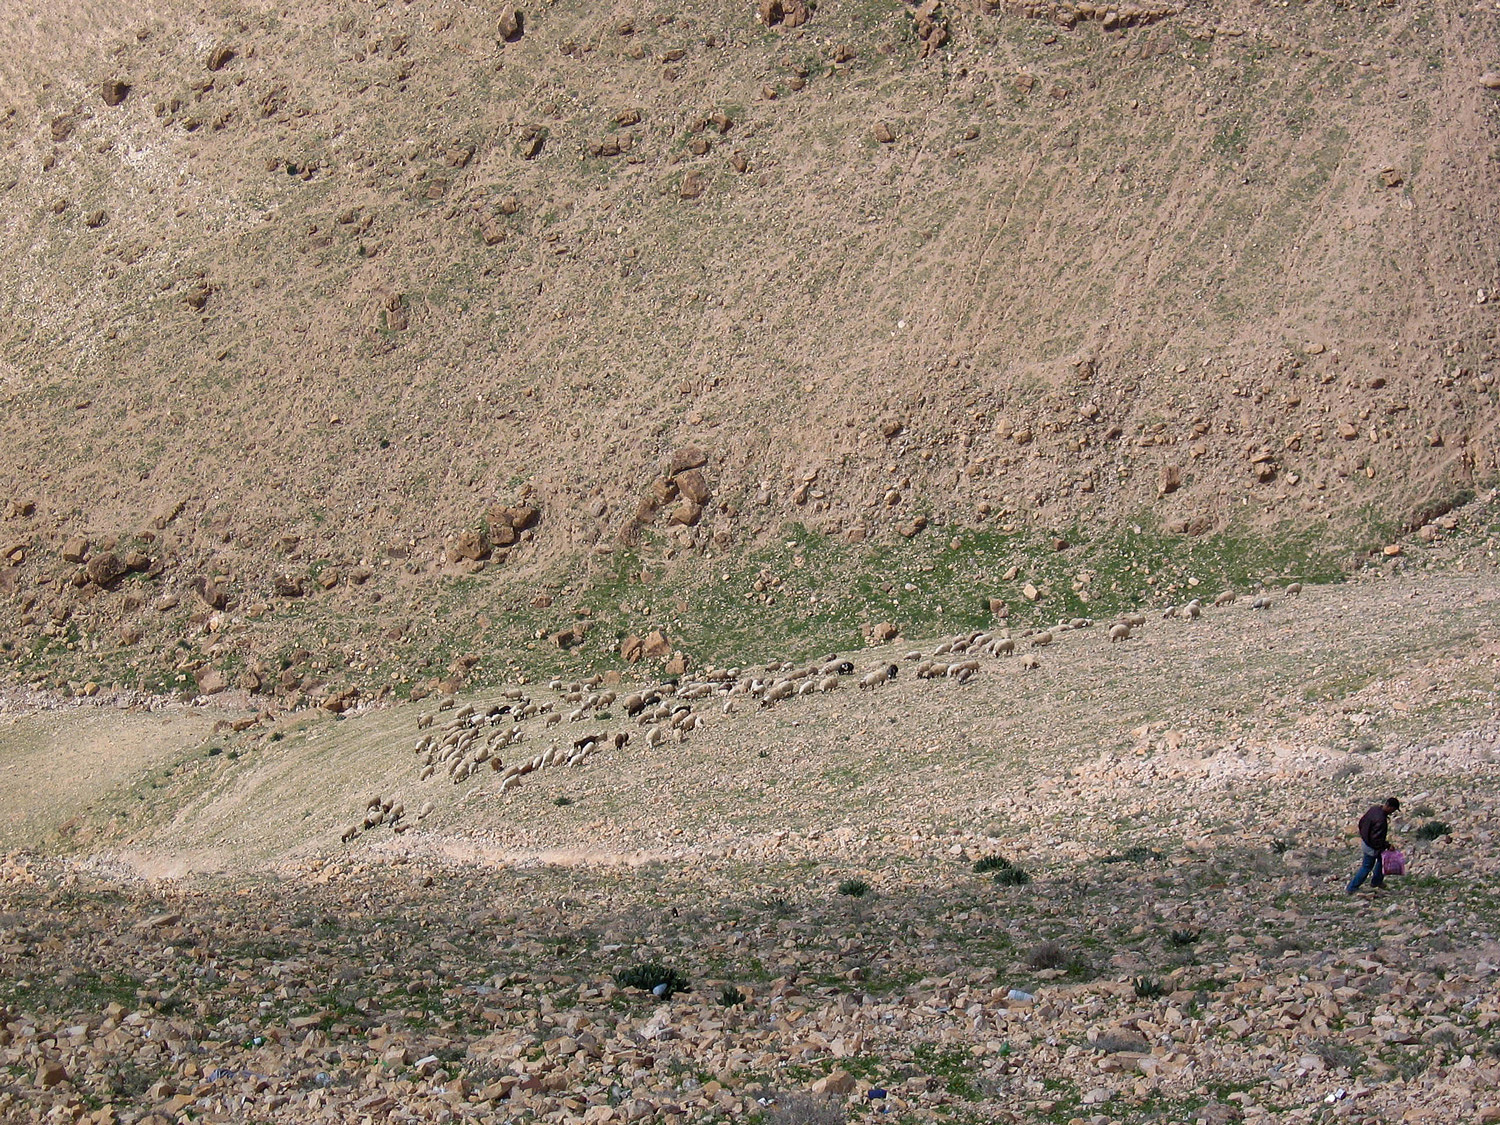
[340,581,1300,841]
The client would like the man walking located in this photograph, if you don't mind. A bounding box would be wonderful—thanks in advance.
[1346,797,1400,894]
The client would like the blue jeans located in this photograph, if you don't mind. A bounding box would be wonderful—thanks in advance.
[1347,844,1384,893]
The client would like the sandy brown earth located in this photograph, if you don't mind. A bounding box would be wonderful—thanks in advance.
[0,0,1498,703]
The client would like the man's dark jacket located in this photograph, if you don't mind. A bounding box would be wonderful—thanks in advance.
[1358,805,1390,852]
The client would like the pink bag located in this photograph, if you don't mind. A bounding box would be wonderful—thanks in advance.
[1381,849,1405,876]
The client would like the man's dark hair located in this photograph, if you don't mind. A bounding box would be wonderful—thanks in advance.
[1384,797,1401,811]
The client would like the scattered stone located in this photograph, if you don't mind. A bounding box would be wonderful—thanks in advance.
[61,536,89,563]
[759,0,810,27]
[206,44,236,71]
[873,121,896,144]
[643,629,671,658]
[679,171,705,199]
[100,80,131,106]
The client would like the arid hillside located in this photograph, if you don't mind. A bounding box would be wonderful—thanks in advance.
[1,0,1498,701]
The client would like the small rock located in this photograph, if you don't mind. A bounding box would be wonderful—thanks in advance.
[620,635,645,663]
[206,44,236,71]
[669,500,703,526]
[643,630,672,658]
[498,6,524,40]
[273,576,305,598]
[195,668,228,695]
[86,552,127,587]
[679,171,705,199]
[195,578,227,610]
[100,80,131,106]
[447,529,489,563]
[1022,583,1040,601]
[873,121,895,144]
[675,468,712,505]
[812,1069,856,1096]
[35,1060,68,1088]
[667,447,709,474]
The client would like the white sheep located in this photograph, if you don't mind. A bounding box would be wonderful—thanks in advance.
[1108,623,1131,643]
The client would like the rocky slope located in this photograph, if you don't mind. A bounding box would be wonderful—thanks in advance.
[1,0,1499,697]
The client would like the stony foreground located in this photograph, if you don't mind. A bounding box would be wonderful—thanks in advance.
[3,728,1499,1125]
[2,562,1499,1124]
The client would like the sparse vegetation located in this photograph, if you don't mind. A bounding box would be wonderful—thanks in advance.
[1026,941,1067,971]
[613,962,691,1000]
[1415,820,1452,841]
[837,878,871,898]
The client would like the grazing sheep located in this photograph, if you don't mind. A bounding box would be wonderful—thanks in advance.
[646,725,666,747]
[1019,653,1040,670]
[417,713,434,730]
[763,680,796,704]
[860,663,899,690]
[1286,582,1302,595]
[1030,631,1054,647]
[1184,599,1202,620]
[1213,590,1236,607]
[1108,623,1132,643]
[723,697,736,714]
[818,674,840,692]
[1121,613,1146,627]
[419,764,435,781]
[544,712,562,728]
[341,824,360,843]
[947,659,980,677]
[418,801,434,819]
[798,680,819,697]
[613,731,630,749]
[991,637,1015,656]
[1251,595,1271,609]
